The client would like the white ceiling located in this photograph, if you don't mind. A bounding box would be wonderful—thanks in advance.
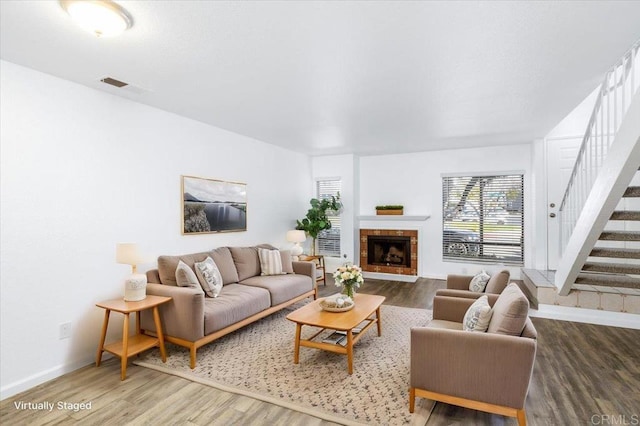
[2,1,640,156]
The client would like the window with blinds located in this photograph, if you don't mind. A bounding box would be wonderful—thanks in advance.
[317,179,342,257]
[442,174,524,265]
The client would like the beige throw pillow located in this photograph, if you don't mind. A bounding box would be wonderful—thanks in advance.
[258,248,285,276]
[194,256,223,298]
[463,295,493,332]
[485,269,510,294]
[175,260,201,290]
[469,270,490,292]
[280,250,294,274]
[487,283,529,336]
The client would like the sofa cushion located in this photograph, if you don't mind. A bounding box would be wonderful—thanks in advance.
[194,256,223,298]
[427,319,464,331]
[203,284,271,334]
[240,274,313,305]
[210,247,239,284]
[229,246,261,281]
[469,270,490,292]
[175,260,201,290]
[462,295,493,332]
[485,270,510,294]
[158,251,211,286]
[258,248,285,276]
[487,283,529,336]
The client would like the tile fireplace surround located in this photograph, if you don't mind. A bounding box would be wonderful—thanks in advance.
[360,229,418,276]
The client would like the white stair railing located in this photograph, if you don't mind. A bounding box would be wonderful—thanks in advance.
[559,41,640,256]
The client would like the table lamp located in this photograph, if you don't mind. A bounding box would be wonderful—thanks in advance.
[116,243,147,301]
[286,230,306,259]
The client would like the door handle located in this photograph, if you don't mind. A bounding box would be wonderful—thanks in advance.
[549,213,556,218]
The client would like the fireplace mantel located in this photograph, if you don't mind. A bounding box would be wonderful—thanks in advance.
[357,215,430,221]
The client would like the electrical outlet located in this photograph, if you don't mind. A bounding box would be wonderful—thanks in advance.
[59,322,71,340]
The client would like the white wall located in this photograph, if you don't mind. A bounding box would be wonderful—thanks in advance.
[358,145,533,279]
[0,60,311,398]
[546,86,598,139]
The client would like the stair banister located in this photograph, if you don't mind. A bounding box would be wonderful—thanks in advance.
[559,41,640,253]
[557,42,639,257]
[555,41,639,294]
[555,94,640,296]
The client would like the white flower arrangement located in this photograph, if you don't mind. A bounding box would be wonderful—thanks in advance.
[333,263,364,298]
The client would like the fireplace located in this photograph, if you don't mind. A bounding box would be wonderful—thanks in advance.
[360,229,418,276]
[367,236,411,267]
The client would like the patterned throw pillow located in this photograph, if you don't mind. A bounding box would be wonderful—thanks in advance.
[194,256,223,298]
[175,260,201,289]
[463,295,493,332]
[469,270,491,292]
[258,248,285,276]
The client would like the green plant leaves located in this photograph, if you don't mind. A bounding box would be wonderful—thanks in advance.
[295,195,342,239]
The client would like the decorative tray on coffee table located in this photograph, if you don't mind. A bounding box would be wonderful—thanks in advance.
[320,295,354,312]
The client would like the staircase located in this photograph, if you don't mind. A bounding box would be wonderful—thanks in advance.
[577,178,640,290]
[523,173,640,315]
[522,41,640,318]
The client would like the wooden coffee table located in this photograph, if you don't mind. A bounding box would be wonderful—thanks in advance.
[286,293,385,374]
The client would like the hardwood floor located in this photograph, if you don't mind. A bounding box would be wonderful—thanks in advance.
[2,277,639,425]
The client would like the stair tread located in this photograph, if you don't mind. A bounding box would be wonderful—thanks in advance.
[599,231,640,241]
[576,272,640,289]
[582,261,640,274]
[610,210,640,220]
[623,186,640,197]
[590,247,640,259]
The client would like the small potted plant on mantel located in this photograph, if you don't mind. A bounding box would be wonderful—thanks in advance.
[375,205,404,215]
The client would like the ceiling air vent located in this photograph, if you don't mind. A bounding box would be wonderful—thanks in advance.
[100,77,128,88]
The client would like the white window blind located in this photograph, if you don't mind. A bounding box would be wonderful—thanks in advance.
[317,179,341,257]
[442,174,524,265]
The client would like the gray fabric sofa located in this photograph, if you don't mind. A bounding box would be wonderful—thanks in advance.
[140,245,317,368]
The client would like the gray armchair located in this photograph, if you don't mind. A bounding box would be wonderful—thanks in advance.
[436,269,510,299]
[410,284,536,426]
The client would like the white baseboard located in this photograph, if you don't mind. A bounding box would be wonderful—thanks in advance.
[362,272,418,282]
[420,274,448,281]
[362,272,447,282]
[0,355,104,401]
[530,304,640,329]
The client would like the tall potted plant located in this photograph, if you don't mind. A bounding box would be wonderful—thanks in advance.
[296,194,342,255]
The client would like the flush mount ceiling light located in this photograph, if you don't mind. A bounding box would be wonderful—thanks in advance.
[60,0,133,37]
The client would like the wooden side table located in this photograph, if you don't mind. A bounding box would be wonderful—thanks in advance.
[300,255,326,286]
[95,295,172,380]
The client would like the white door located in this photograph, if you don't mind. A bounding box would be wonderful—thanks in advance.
[546,137,582,269]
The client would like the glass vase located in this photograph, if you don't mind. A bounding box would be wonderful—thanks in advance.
[342,283,356,299]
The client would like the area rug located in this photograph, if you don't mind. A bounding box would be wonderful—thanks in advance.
[134,303,435,426]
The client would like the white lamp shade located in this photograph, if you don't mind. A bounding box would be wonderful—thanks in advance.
[286,230,306,243]
[116,243,145,265]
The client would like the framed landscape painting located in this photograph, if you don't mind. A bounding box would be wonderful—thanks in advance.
[181,175,247,234]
